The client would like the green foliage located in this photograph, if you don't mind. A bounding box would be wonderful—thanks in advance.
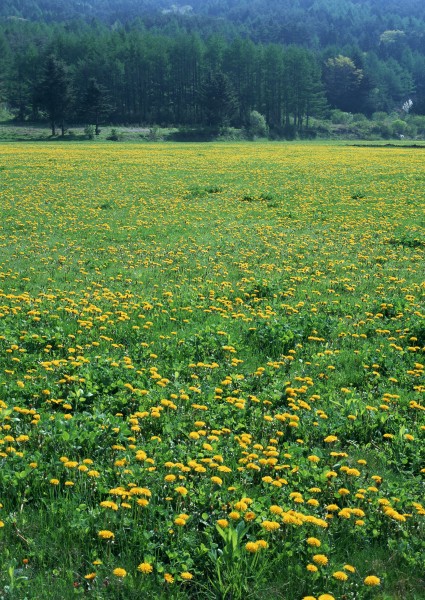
[247,111,268,138]
[84,124,95,139]
[0,115,425,600]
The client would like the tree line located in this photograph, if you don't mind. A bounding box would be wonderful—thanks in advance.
[0,18,423,135]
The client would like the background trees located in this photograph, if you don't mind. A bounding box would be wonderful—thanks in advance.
[0,0,424,131]
[37,55,73,135]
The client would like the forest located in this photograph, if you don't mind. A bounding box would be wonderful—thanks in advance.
[0,0,424,135]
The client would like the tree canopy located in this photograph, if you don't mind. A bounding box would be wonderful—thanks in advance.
[0,0,424,130]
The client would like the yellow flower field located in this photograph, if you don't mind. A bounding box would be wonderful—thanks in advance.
[0,142,424,599]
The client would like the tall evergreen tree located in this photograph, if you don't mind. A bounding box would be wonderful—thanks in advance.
[200,70,238,127]
[81,77,112,134]
[37,55,72,135]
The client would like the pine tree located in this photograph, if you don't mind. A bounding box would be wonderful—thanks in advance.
[37,55,73,136]
[82,78,112,134]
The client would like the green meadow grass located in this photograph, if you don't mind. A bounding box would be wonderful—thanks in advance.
[0,143,424,599]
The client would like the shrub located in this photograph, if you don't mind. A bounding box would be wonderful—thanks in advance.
[84,125,95,140]
[247,111,269,138]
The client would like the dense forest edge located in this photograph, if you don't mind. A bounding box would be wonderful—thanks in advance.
[0,0,425,139]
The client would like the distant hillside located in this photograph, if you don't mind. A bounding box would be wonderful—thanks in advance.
[1,0,424,51]
[1,0,424,129]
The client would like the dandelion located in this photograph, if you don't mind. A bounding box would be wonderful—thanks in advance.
[84,573,96,580]
[113,568,127,578]
[137,562,153,574]
[364,575,381,586]
[98,530,114,540]
[245,541,259,553]
[333,571,348,581]
[308,455,320,463]
[312,554,328,566]
[306,537,321,547]
[343,564,356,573]
[306,564,318,572]
[164,573,174,584]
[217,519,229,528]
[261,520,280,532]
[181,572,193,580]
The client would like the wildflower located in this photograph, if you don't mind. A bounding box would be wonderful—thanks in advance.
[318,595,335,600]
[138,562,153,574]
[312,554,328,566]
[261,520,280,532]
[164,573,174,584]
[270,505,283,515]
[303,597,317,600]
[306,537,321,547]
[181,572,193,580]
[113,568,127,578]
[175,486,188,496]
[211,476,223,485]
[245,541,259,553]
[333,571,348,581]
[98,530,114,540]
[174,517,186,526]
[100,500,118,510]
[50,479,60,485]
[343,564,356,573]
[217,519,229,528]
[306,564,318,572]
[364,575,381,586]
[84,573,96,580]
[229,511,240,520]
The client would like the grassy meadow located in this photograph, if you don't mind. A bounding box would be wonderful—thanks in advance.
[0,142,424,600]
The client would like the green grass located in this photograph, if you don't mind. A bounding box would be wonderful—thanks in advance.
[0,142,424,600]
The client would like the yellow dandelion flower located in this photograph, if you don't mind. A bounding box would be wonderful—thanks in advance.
[343,564,356,573]
[333,571,348,581]
[364,576,381,586]
[261,520,280,532]
[306,537,321,547]
[312,554,328,566]
[98,530,114,540]
[137,562,153,574]
[113,568,127,578]
[245,541,259,553]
